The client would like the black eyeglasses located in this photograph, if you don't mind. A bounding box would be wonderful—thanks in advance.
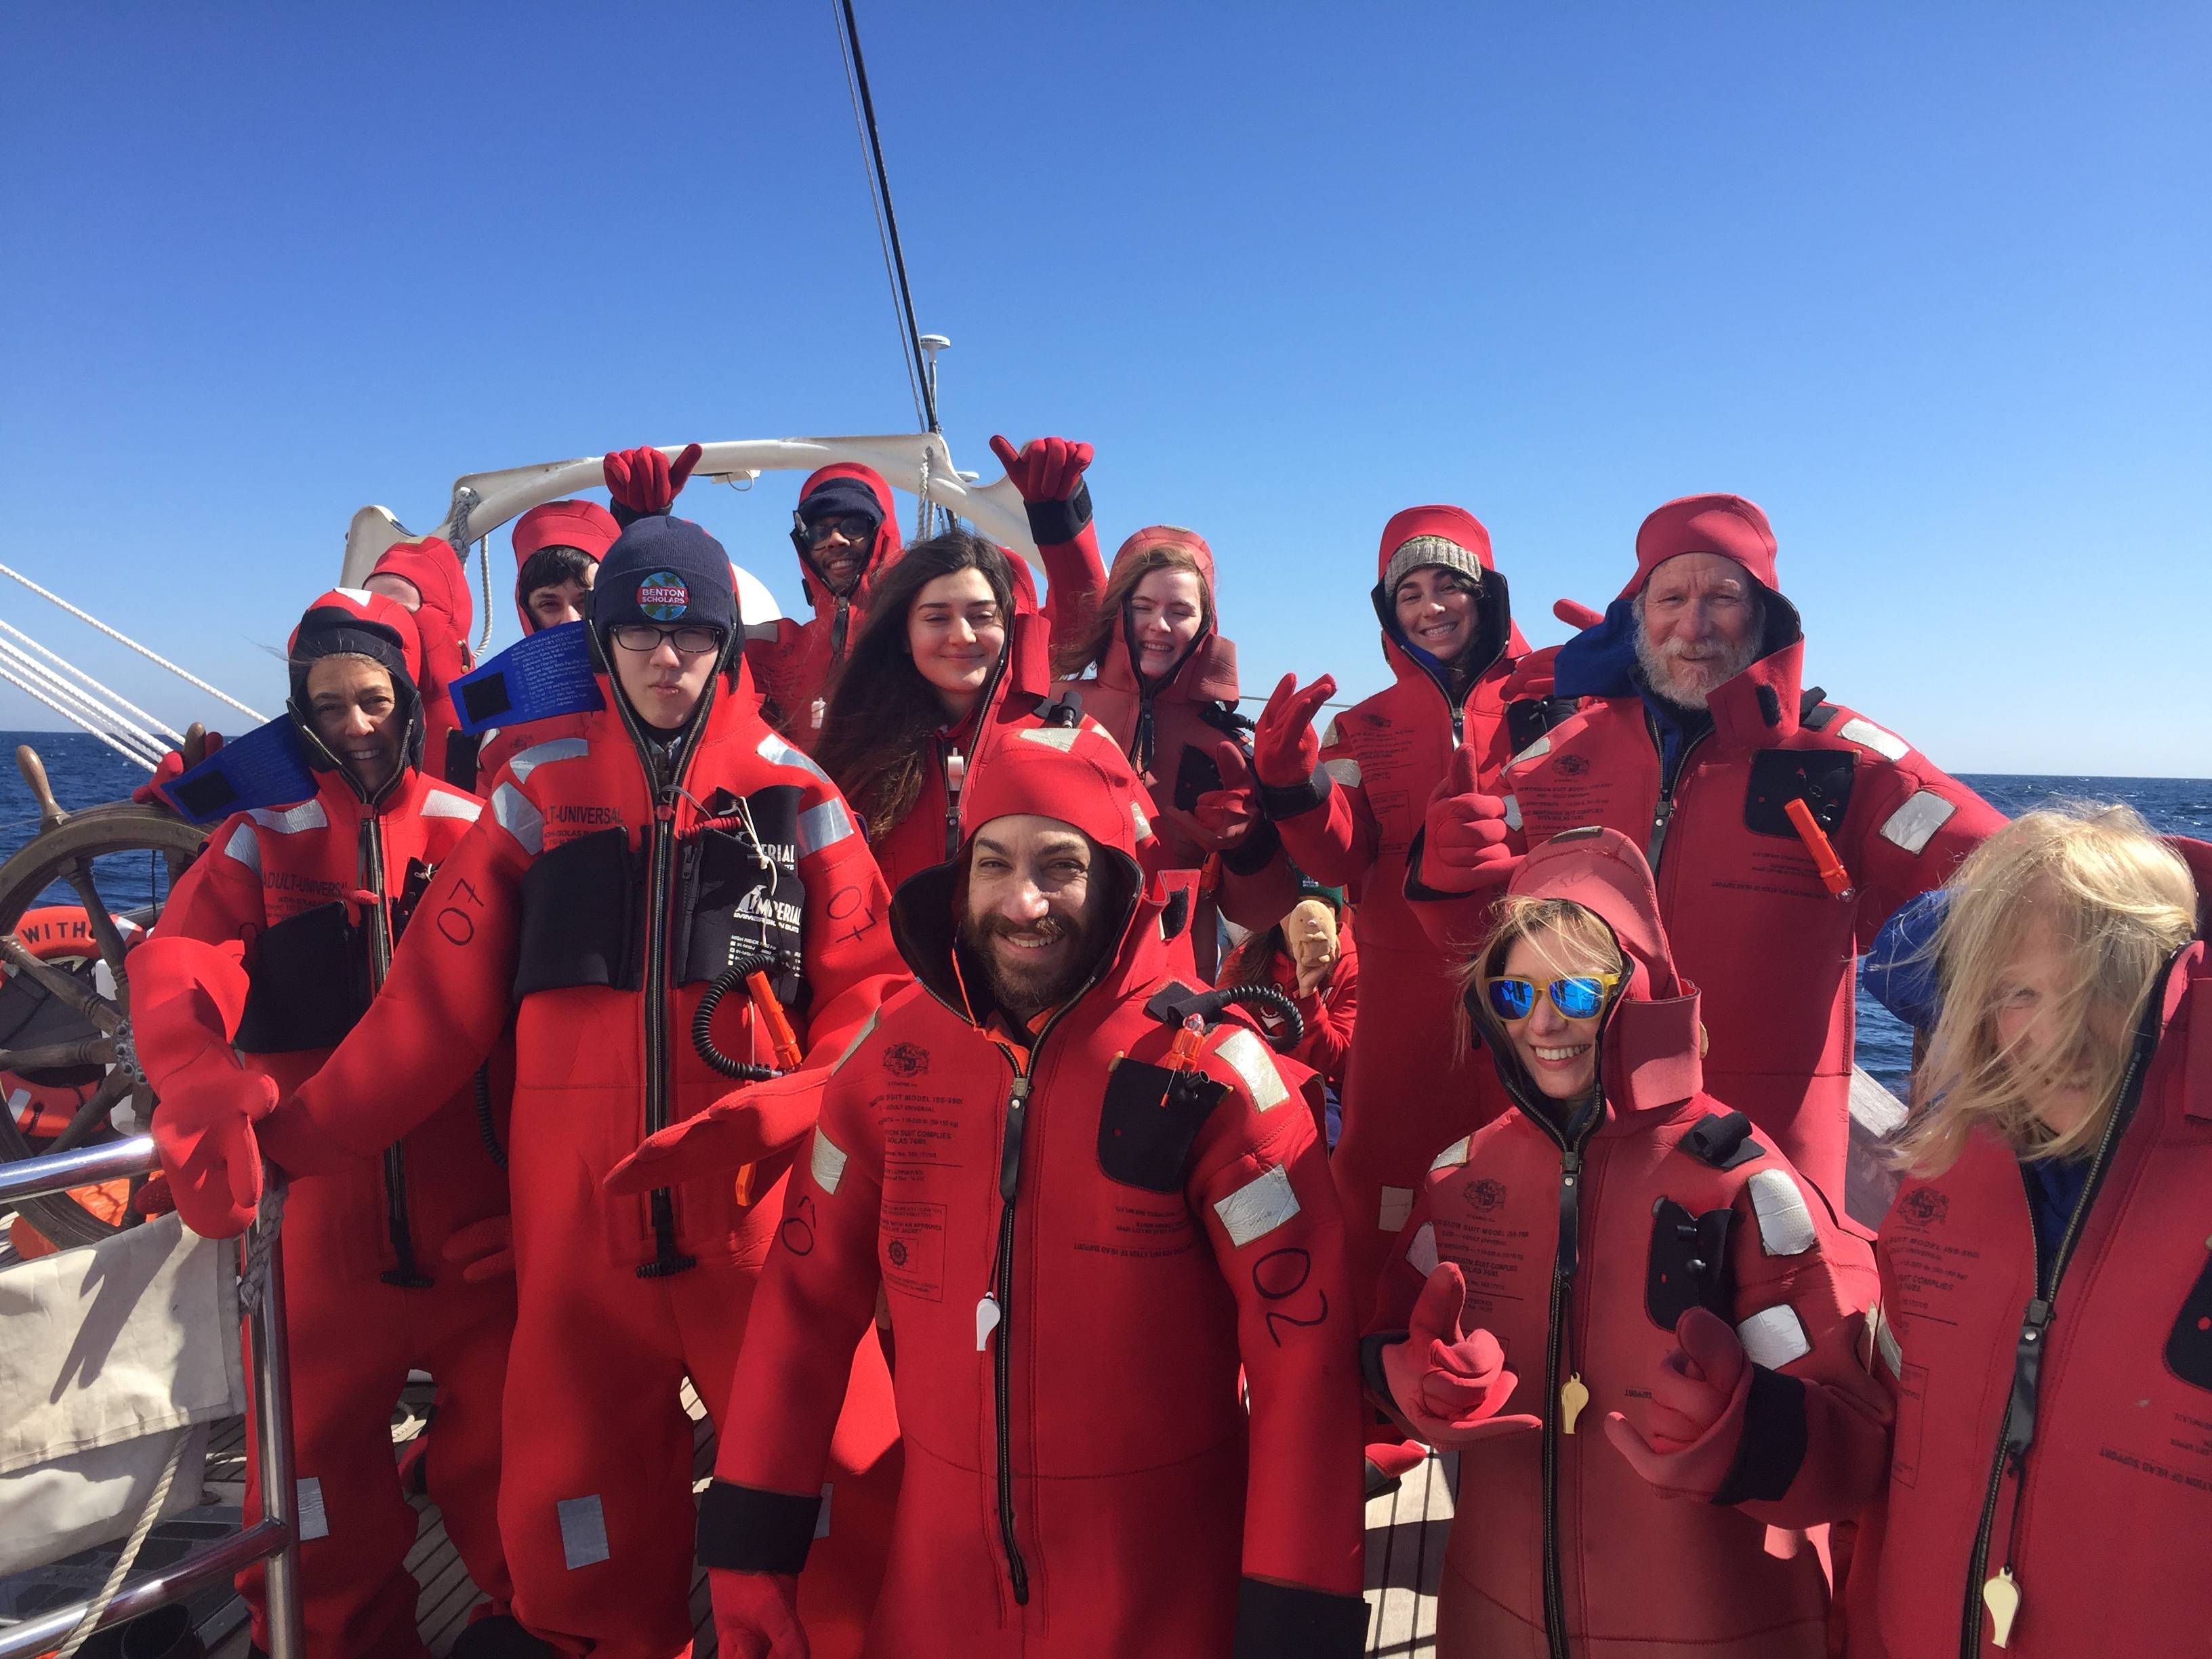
[609,623,723,656]
[801,512,879,548]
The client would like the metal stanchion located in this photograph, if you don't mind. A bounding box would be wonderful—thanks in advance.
[245,1206,305,1658]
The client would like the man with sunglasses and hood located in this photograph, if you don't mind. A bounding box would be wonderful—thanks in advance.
[131,588,532,1659]
[150,519,908,1658]
[603,724,1366,1657]
[1412,493,2002,1208]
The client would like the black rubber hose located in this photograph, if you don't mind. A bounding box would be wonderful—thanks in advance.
[692,953,782,1080]
[1214,983,1305,1053]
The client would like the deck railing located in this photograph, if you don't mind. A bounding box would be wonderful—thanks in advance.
[0,1137,304,1659]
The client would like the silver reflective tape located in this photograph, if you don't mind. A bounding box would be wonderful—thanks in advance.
[510,735,590,783]
[796,797,855,858]
[250,799,327,834]
[1322,757,1363,788]
[491,783,544,856]
[1378,1185,1415,1232]
[1510,735,1551,768]
[1430,1136,1471,1173]
[1213,1163,1301,1248]
[1502,794,1522,832]
[1213,1026,1290,1112]
[814,1481,834,1540]
[1132,802,1152,840]
[831,1008,880,1075]
[557,1494,611,1569]
[296,1476,329,1542]
[223,821,262,873]
[1879,789,1957,856]
[1017,724,1083,752]
[1406,1221,1440,1277]
[334,586,375,604]
[1320,718,1343,748]
[418,788,483,822]
[811,1128,848,1195]
[1738,1304,1813,1371]
[1874,1307,1904,1377]
[756,730,832,785]
[1748,1168,1818,1256]
[1837,717,1910,762]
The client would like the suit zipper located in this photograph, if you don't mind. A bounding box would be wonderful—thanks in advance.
[638,792,695,1277]
[1957,989,2163,1654]
[941,741,966,862]
[1643,718,1709,876]
[1526,1097,1596,1659]
[361,813,428,1288]
[987,1062,1034,1605]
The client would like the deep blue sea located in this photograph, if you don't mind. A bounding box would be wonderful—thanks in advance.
[9,731,2212,1093]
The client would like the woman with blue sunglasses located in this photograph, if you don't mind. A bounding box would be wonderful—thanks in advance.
[1361,826,1887,1658]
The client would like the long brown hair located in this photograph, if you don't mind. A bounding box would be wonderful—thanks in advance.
[813,531,1017,839]
[1052,538,1216,682]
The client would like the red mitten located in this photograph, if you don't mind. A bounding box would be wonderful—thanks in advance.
[1380,1263,1540,1447]
[133,733,224,807]
[602,443,703,519]
[987,433,1092,502]
[1500,598,1603,702]
[441,1216,514,1284]
[1252,673,1334,790]
[129,936,277,1239]
[1602,1306,1753,1500]
[603,1069,827,1196]
[1420,746,1515,893]
[1193,742,1260,850]
[131,1172,177,1218]
[712,1568,808,1659]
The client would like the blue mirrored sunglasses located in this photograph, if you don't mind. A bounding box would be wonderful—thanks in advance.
[1484,972,1622,1023]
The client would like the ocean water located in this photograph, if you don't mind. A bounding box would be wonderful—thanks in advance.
[9,731,2212,1092]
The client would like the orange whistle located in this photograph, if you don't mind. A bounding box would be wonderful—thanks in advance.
[1168,1014,1206,1073]
[1784,798,1854,899]
[746,970,805,1071]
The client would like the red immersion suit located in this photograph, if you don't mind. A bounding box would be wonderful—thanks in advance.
[1225,911,1359,1098]
[1843,845,2212,1658]
[264,548,907,1658]
[1370,828,1885,1657]
[131,590,518,1659]
[1052,527,1297,978]
[372,537,478,788]
[695,726,1366,1656]
[1265,506,1536,1318]
[1450,495,2001,1203]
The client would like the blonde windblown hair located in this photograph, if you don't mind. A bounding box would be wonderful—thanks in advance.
[1893,804,2197,1176]
[1452,895,1626,1061]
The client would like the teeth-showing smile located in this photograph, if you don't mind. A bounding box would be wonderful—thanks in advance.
[1532,1044,1589,1063]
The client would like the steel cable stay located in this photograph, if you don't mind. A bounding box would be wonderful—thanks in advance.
[0,617,185,749]
[0,659,163,771]
[0,560,265,722]
[0,635,172,768]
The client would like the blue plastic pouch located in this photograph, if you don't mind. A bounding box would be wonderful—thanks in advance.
[448,621,605,735]
[161,716,319,825]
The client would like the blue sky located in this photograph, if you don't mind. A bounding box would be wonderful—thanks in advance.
[3,3,2205,775]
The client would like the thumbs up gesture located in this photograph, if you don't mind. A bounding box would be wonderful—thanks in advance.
[1420,745,1515,892]
[1380,1262,1540,1446]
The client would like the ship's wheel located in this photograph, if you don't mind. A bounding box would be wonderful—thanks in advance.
[0,737,209,1248]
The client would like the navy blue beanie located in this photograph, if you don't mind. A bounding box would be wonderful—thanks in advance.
[796,476,884,531]
[590,516,739,639]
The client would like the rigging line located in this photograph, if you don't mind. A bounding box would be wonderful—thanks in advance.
[0,560,266,721]
[836,0,938,433]
[0,661,160,771]
[0,616,186,745]
[831,0,926,430]
[0,638,169,765]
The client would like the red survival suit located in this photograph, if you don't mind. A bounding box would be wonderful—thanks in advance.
[132,590,520,1659]
[1229,903,1360,1099]
[1053,527,1298,979]
[1425,495,2002,1206]
[371,536,478,790]
[684,724,1366,1656]
[261,525,907,1658]
[1370,828,1885,1658]
[471,500,621,791]
[744,464,905,738]
[1842,846,2212,1658]
[1263,506,1536,1319]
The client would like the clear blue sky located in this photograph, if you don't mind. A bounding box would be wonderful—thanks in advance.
[3,3,2205,775]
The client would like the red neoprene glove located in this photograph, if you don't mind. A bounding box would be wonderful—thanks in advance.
[1603,1307,1754,1500]
[129,936,278,1240]
[1252,673,1334,790]
[712,1569,808,1659]
[133,733,224,807]
[441,1216,514,1284]
[1193,742,1260,850]
[603,1069,827,1196]
[131,1172,177,1218]
[602,443,703,519]
[1380,1263,1540,1448]
[1500,598,1603,703]
[1420,746,1515,892]
[988,433,1092,502]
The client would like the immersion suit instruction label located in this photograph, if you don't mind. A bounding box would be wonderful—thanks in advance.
[881,1200,946,1301]
[1433,1208,1533,1318]
[880,1090,966,1180]
[1073,1200,1198,1261]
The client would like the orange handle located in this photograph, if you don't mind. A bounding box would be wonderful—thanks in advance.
[1784,798,1854,899]
[745,970,805,1071]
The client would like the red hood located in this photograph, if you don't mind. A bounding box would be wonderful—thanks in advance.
[795,463,905,612]
[371,536,474,660]
[1621,492,1780,600]
[1371,504,1525,687]
[1003,552,1052,703]
[511,499,619,633]
[1507,825,1703,1115]
[1100,525,1238,704]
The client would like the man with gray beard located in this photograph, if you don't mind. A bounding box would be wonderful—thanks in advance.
[1407,493,2002,1204]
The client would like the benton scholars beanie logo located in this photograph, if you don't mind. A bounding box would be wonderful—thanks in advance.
[636,572,691,620]
[591,516,739,638]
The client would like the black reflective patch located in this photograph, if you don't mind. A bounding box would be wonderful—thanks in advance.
[1679,1111,1763,1171]
[1160,886,1191,941]
[514,827,638,998]
[459,674,513,726]
[237,903,372,1052]
[1713,1365,1809,1506]
[694,1479,819,1575]
[169,768,242,821]
[1744,746,1856,840]
[2165,1242,2212,1391]
[1647,1197,1735,1332]
[1097,1056,1224,1192]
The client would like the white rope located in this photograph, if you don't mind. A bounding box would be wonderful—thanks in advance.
[0,634,176,762]
[49,1428,191,1659]
[0,560,265,720]
[0,616,187,744]
[0,660,161,771]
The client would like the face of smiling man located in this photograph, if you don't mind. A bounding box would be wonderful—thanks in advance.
[962,813,1113,1023]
